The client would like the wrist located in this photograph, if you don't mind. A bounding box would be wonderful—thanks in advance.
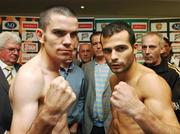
[130,101,146,118]
[129,101,145,118]
[40,107,61,126]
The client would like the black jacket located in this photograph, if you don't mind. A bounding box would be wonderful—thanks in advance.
[0,63,21,134]
[144,60,180,122]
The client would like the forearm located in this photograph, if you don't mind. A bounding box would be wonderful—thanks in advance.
[52,113,70,134]
[133,105,180,134]
[26,108,60,134]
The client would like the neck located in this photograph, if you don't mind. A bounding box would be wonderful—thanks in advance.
[145,58,162,67]
[61,62,71,69]
[39,48,60,72]
[95,56,106,64]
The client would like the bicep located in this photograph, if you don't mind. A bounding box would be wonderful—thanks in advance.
[143,77,179,125]
[11,101,38,134]
[10,71,42,134]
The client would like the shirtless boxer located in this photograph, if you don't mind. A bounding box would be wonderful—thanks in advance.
[101,21,180,134]
[10,6,78,134]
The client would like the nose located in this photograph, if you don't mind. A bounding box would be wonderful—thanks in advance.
[97,42,102,49]
[111,49,118,60]
[13,49,20,55]
[63,33,71,48]
[84,51,89,56]
[145,47,150,54]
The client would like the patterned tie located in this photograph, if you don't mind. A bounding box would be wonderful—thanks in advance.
[5,66,13,85]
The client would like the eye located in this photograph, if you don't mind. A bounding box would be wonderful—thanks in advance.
[114,45,127,52]
[70,31,78,38]
[52,30,67,37]
[141,45,147,50]
[103,48,112,54]
[149,45,157,49]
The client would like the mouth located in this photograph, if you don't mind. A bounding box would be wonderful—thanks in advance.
[144,55,153,59]
[58,49,72,55]
[110,63,122,69]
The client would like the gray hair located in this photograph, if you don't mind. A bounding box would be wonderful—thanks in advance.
[142,32,163,47]
[0,32,21,49]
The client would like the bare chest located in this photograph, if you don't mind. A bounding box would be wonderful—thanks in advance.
[112,112,144,134]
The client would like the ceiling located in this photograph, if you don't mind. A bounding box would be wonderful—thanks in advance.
[1,0,180,18]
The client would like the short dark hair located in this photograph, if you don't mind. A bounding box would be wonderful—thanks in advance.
[101,21,136,46]
[39,6,76,31]
[163,37,172,46]
[90,31,101,44]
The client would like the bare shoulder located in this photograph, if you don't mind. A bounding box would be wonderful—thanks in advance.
[136,64,180,124]
[11,56,44,100]
[138,64,171,98]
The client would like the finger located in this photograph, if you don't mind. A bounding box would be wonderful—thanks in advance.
[110,96,119,108]
[58,87,76,113]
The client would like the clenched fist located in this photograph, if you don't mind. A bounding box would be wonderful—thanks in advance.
[110,81,143,116]
[44,76,76,115]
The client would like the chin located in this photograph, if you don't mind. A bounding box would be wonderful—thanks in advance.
[145,61,153,64]
[111,68,121,74]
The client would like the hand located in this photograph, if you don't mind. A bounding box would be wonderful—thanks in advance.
[44,76,76,115]
[110,81,143,116]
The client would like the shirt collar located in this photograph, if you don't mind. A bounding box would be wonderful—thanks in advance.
[60,62,74,72]
[0,60,9,70]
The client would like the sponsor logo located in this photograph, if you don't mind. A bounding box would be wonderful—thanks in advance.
[79,24,92,28]
[132,24,147,29]
[23,23,38,29]
[5,22,17,29]
[172,23,180,30]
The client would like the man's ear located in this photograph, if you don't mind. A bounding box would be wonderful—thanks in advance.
[36,28,45,44]
[160,46,165,54]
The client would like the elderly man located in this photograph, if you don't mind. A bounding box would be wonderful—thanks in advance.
[0,32,21,134]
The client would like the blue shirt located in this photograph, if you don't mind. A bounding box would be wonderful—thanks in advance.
[93,62,110,127]
[60,63,85,126]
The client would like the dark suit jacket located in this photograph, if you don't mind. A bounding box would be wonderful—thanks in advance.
[0,63,21,134]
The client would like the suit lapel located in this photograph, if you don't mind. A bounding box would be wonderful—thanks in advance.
[0,67,10,93]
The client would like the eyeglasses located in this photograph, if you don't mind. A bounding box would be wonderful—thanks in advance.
[3,47,20,53]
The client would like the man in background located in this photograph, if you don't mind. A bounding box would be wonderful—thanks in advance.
[0,32,21,134]
[142,32,180,122]
[60,32,85,134]
[161,37,173,63]
[82,31,112,134]
[72,33,79,59]
[78,43,93,67]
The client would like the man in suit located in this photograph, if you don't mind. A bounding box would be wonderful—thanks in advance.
[0,32,21,134]
[82,31,112,134]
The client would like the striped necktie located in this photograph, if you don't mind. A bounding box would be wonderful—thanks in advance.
[5,66,13,85]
